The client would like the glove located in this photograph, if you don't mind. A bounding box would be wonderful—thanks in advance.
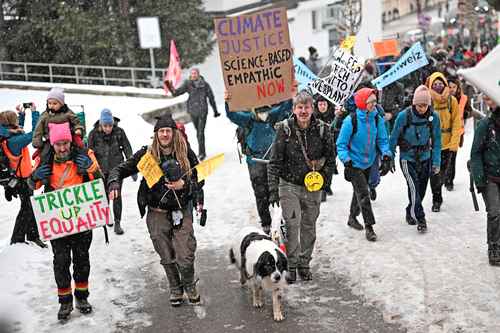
[214,111,221,118]
[269,190,280,207]
[32,165,52,182]
[74,154,92,171]
[379,156,395,176]
[476,185,486,194]
[432,166,440,175]
[132,173,138,182]
[344,161,354,182]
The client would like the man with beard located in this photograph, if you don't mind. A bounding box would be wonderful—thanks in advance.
[470,94,500,266]
[166,68,220,161]
[268,91,336,283]
[426,72,461,212]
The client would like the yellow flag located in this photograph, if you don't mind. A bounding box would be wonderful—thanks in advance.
[137,151,164,188]
[195,153,224,182]
[340,36,356,50]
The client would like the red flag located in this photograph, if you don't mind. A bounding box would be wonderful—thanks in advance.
[163,40,182,94]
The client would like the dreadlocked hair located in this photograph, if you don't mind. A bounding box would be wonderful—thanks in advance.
[149,128,192,177]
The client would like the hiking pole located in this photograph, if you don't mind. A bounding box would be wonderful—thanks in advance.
[467,160,480,212]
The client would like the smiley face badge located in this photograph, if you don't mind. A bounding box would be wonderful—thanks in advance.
[304,171,324,192]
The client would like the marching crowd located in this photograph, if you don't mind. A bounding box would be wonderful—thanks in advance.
[0,42,498,322]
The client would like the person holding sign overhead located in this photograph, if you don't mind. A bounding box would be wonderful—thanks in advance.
[107,113,204,307]
[268,91,336,283]
[28,122,102,321]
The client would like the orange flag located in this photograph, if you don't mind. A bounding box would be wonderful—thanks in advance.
[373,39,399,58]
[164,40,182,94]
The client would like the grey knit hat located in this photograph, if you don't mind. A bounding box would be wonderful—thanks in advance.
[47,87,65,105]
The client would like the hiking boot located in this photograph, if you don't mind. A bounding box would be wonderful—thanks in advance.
[75,298,92,314]
[365,225,377,242]
[262,224,271,235]
[370,188,377,201]
[185,284,200,304]
[170,289,184,307]
[417,218,427,233]
[406,216,417,225]
[347,216,364,230]
[298,267,312,281]
[432,202,441,212]
[114,221,124,235]
[57,302,73,320]
[31,238,48,248]
[445,183,454,191]
[285,269,296,284]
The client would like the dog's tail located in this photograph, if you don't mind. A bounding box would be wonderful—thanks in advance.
[229,248,236,264]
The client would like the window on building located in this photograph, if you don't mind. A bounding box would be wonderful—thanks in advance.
[312,10,317,30]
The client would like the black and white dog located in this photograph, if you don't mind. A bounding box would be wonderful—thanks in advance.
[229,226,288,321]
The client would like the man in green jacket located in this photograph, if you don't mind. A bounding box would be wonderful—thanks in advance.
[470,94,500,266]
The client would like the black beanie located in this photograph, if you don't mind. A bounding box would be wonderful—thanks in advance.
[154,113,176,132]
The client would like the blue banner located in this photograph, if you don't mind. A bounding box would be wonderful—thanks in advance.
[371,42,428,89]
[294,56,318,91]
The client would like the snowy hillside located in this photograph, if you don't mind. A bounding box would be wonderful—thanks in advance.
[0,87,497,333]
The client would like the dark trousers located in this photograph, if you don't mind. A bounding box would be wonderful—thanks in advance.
[51,231,93,304]
[482,182,500,245]
[368,154,381,190]
[104,176,122,223]
[10,182,39,243]
[190,112,208,157]
[445,151,458,186]
[400,159,431,222]
[247,162,272,226]
[430,149,453,204]
[349,167,376,226]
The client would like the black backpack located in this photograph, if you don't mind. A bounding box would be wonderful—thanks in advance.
[236,123,253,157]
[397,109,434,153]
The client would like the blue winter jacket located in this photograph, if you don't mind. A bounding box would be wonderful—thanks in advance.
[5,111,40,156]
[389,107,441,168]
[226,100,292,165]
[336,108,391,170]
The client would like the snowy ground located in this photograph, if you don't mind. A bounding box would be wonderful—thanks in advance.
[0,87,498,333]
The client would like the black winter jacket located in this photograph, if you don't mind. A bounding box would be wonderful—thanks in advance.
[268,115,336,191]
[108,146,203,217]
[88,118,133,176]
[170,76,218,116]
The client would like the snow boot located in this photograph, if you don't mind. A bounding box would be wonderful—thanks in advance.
[432,202,441,212]
[298,267,312,281]
[365,225,377,242]
[488,244,500,266]
[406,215,417,225]
[369,188,377,201]
[114,221,124,235]
[75,298,92,314]
[347,216,364,230]
[285,268,296,284]
[445,183,454,191]
[57,302,73,321]
[163,264,184,307]
[417,218,427,233]
[179,265,200,304]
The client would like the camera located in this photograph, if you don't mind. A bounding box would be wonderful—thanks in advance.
[22,102,34,111]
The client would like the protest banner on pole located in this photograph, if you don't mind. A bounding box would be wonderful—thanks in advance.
[214,7,294,110]
[31,179,111,241]
[372,39,399,58]
[137,151,164,188]
[371,41,428,89]
[294,56,318,91]
[308,47,364,106]
[458,45,500,105]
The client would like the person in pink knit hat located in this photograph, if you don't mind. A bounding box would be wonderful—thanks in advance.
[389,85,442,233]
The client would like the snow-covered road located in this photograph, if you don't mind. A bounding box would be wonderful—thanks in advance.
[0,88,497,333]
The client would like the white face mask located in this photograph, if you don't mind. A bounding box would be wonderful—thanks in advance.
[257,111,269,122]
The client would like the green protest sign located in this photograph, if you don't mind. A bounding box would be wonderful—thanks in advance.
[30,179,111,241]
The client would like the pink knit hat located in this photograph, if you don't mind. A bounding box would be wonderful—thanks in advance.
[412,85,432,106]
[48,122,72,145]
